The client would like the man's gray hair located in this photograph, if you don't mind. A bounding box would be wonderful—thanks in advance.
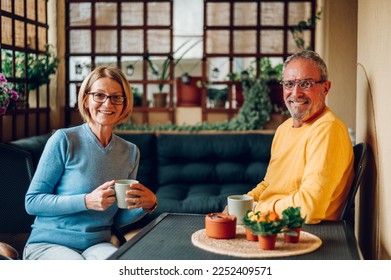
[283,50,328,81]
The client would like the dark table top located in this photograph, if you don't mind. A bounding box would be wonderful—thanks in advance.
[108,213,362,260]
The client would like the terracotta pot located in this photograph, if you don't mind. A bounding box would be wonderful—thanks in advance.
[284,227,301,243]
[235,83,244,107]
[176,77,202,107]
[257,234,277,250]
[153,92,168,107]
[245,228,258,241]
[205,212,236,239]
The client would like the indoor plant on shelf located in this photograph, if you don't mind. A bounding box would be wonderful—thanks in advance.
[206,87,228,109]
[117,72,273,132]
[1,45,58,108]
[146,40,201,107]
[281,207,306,243]
[226,65,256,107]
[131,86,143,107]
[243,210,286,250]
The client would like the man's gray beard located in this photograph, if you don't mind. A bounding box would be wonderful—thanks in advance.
[287,107,309,121]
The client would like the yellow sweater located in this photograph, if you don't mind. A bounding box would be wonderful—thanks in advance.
[247,107,354,224]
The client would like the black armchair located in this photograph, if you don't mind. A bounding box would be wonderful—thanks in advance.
[0,142,128,260]
[339,142,368,226]
[0,144,36,259]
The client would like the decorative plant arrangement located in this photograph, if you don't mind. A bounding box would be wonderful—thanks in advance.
[0,73,19,115]
[243,210,285,250]
[242,207,306,249]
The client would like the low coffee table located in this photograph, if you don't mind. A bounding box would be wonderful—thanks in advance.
[108,213,361,260]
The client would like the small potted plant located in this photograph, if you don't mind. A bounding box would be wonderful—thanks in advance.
[244,210,286,250]
[242,210,260,241]
[206,87,228,108]
[131,86,143,107]
[0,73,19,115]
[146,39,201,107]
[281,206,306,243]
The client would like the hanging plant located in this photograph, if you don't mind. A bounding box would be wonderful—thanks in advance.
[290,9,323,51]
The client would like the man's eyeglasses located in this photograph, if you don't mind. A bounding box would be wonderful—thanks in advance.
[87,92,126,105]
[280,80,325,91]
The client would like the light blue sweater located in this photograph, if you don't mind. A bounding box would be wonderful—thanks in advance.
[25,123,147,250]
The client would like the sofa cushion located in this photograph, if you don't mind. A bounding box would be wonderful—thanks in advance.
[155,133,274,215]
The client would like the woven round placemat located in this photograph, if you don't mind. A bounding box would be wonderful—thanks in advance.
[191,226,322,258]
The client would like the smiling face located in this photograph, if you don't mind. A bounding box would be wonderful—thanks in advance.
[84,77,124,131]
[282,58,331,127]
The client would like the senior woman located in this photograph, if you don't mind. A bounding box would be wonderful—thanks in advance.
[23,66,157,260]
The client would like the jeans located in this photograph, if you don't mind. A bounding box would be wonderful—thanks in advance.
[23,242,118,260]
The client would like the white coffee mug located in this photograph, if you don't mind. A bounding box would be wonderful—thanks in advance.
[227,195,254,225]
[112,179,139,209]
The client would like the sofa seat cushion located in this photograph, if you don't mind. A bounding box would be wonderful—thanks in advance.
[156,183,251,214]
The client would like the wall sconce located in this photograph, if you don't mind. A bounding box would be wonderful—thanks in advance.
[75,63,83,75]
[181,72,191,84]
[212,67,219,79]
[126,64,135,76]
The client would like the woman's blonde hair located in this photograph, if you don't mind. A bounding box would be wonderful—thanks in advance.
[77,66,133,125]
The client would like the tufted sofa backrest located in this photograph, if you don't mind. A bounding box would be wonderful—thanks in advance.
[116,132,158,191]
[154,132,274,215]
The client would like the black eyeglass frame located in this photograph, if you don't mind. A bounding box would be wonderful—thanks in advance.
[279,80,326,91]
[86,92,126,105]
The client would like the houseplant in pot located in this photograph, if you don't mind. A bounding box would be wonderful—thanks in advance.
[146,40,201,107]
[242,210,260,241]
[206,87,228,109]
[131,86,143,107]
[244,210,286,250]
[227,68,255,107]
[281,207,306,243]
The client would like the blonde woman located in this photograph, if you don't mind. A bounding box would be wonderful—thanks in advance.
[24,66,157,260]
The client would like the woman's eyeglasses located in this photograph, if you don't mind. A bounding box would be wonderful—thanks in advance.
[87,92,126,105]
